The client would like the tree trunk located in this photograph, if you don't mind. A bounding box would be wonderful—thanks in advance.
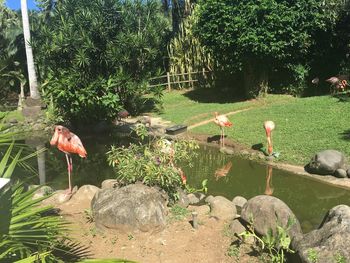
[21,0,40,99]
[243,60,268,98]
[36,144,46,185]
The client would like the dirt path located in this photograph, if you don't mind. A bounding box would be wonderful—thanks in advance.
[57,198,260,263]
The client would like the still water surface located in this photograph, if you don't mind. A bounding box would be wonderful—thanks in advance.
[20,132,350,233]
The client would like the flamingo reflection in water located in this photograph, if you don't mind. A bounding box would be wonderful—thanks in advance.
[214,161,233,181]
[264,165,274,196]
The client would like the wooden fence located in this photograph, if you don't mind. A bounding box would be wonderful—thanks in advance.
[148,69,212,91]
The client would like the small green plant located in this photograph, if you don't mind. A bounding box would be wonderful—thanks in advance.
[111,236,118,245]
[169,204,190,222]
[89,227,97,237]
[84,209,94,223]
[307,248,319,263]
[185,178,208,194]
[127,234,134,241]
[334,252,346,263]
[107,124,200,202]
[226,244,240,260]
[239,217,296,263]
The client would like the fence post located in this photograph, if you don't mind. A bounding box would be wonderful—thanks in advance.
[167,72,171,91]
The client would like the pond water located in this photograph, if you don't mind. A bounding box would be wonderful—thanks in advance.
[13,131,350,233]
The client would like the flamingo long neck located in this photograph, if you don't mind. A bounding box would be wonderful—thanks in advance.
[266,130,273,155]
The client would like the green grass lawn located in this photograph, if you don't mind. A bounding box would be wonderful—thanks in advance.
[157,90,350,165]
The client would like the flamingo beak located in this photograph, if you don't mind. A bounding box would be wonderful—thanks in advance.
[50,128,59,146]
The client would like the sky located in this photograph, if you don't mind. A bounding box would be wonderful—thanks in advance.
[6,0,39,10]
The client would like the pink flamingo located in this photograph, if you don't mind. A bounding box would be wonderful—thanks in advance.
[214,161,232,181]
[326,77,348,93]
[263,121,275,156]
[214,112,233,148]
[50,125,87,194]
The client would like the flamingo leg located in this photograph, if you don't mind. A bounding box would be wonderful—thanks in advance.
[65,153,72,194]
[222,127,225,148]
[220,127,223,147]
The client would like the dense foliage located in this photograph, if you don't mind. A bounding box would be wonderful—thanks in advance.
[195,0,348,97]
[167,5,214,89]
[34,0,171,123]
[0,1,25,103]
[0,144,70,262]
[107,124,200,202]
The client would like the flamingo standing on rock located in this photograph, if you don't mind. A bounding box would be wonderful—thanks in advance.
[263,121,275,156]
[214,112,233,148]
[50,125,87,194]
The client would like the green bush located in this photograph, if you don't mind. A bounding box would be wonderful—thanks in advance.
[35,0,171,124]
[107,124,200,202]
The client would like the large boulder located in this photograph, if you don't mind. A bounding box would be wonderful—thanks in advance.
[91,183,168,233]
[296,205,350,263]
[232,196,247,215]
[241,195,302,248]
[70,185,100,204]
[305,150,347,175]
[206,196,236,220]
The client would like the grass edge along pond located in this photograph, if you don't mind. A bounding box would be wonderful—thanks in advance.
[157,91,350,165]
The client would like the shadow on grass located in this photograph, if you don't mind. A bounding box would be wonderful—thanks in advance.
[251,143,264,151]
[138,97,160,113]
[340,129,350,141]
[207,135,222,144]
[333,92,350,103]
[183,88,246,104]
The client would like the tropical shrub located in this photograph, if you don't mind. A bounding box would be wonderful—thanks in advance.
[34,0,171,123]
[168,4,214,89]
[0,142,89,262]
[107,124,200,202]
[0,0,24,102]
[195,0,345,98]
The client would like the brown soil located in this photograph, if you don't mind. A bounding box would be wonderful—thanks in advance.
[56,199,260,263]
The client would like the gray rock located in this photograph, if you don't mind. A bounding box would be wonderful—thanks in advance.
[241,195,302,248]
[188,205,210,216]
[91,184,168,232]
[22,105,42,121]
[187,193,205,205]
[334,168,347,178]
[207,196,236,220]
[219,147,235,155]
[70,185,100,203]
[296,205,350,263]
[176,187,190,208]
[30,185,54,200]
[229,218,246,236]
[305,150,346,175]
[101,179,120,189]
[205,195,215,203]
[232,196,247,215]
[347,169,350,178]
[187,193,200,204]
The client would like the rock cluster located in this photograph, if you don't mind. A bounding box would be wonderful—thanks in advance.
[305,150,350,178]
[41,179,350,262]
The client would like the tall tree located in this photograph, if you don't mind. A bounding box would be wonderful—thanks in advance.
[195,0,344,98]
[21,0,40,99]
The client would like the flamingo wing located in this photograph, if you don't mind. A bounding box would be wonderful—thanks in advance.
[216,115,232,127]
